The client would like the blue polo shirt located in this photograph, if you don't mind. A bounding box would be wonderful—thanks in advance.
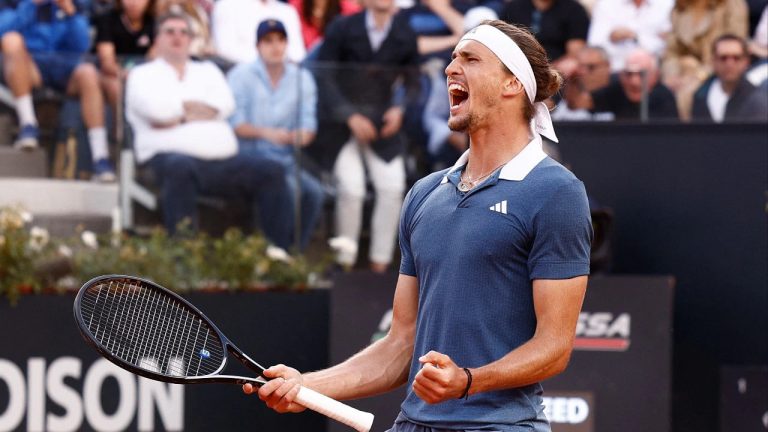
[398,138,593,429]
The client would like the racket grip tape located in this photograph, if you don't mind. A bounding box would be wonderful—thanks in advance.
[295,386,374,432]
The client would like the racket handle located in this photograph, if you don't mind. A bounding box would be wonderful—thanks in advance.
[295,386,374,432]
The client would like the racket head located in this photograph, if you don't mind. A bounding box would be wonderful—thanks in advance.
[73,275,230,384]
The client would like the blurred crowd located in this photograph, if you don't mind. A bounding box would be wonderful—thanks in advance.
[0,0,766,267]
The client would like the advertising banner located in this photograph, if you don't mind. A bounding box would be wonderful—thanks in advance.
[0,290,331,431]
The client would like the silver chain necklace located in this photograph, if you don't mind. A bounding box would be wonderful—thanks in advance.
[457,162,506,192]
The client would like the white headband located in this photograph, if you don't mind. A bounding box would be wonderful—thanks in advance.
[459,24,558,143]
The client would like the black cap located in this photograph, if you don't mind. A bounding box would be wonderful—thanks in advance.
[256,19,287,43]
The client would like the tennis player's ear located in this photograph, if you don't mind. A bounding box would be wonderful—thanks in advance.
[502,76,525,97]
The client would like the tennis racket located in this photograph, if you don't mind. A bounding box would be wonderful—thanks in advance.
[73,275,374,432]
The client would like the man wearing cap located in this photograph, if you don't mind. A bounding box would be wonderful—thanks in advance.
[227,19,324,251]
[246,20,592,432]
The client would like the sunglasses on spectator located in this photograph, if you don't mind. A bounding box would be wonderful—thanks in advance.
[160,27,191,36]
[715,54,746,62]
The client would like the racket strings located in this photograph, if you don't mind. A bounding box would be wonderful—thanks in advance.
[80,280,225,378]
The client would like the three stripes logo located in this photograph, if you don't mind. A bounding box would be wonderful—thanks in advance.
[489,200,508,214]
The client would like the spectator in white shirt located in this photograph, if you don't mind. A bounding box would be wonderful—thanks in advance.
[211,0,306,64]
[587,0,673,71]
[126,12,294,248]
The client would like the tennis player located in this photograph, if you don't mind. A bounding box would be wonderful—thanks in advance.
[246,20,593,431]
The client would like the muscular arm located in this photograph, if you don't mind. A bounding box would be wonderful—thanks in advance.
[415,276,587,402]
[250,274,419,411]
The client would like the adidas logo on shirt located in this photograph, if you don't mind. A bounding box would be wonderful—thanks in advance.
[489,200,507,214]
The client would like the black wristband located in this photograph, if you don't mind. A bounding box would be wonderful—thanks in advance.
[459,367,472,400]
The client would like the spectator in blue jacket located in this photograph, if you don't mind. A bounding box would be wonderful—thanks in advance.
[0,0,115,181]
[228,20,324,251]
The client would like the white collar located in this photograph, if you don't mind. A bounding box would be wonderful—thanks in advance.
[440,134,547,185]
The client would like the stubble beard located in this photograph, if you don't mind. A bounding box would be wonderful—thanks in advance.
[449,109,488,133]
[448,111,473,132]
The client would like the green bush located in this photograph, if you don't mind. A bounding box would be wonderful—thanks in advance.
[0,206,329,304]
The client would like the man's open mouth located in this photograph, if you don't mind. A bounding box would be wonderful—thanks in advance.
[448,82,469,110]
